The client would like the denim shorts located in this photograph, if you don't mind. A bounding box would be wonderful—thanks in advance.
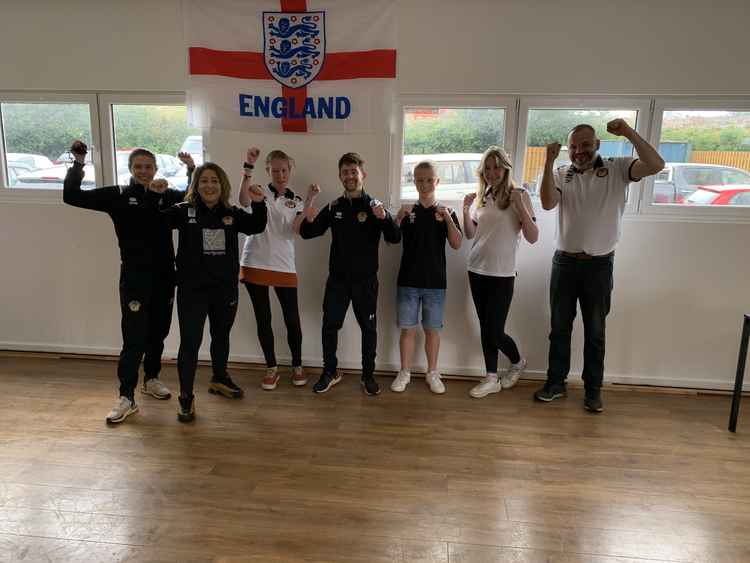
[396,286,447,330]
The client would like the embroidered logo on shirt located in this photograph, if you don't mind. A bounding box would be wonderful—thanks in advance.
[596,168,609,178]
[357,211,368,223]
[202,228,226,255]
[284,200,296,208]
[222,216,234,226]
[188,218,197,224]
[334,211,343,219]
[188,208,196,218]
[128,300,141,312]
[408,213,416,223]
[128,197,138,205]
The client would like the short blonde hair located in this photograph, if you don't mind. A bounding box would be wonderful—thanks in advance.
[185,163,233,208]
[265,149,295,169]
[413,160,438,177]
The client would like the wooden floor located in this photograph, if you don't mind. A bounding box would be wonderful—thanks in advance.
[1,356,750,563]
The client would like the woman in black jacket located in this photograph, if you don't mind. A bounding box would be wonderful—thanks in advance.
[165,162,267,422]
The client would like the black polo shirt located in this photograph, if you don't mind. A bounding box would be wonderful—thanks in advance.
[397,202,461,289]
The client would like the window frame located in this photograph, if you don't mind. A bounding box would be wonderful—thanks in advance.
[97,92,194,186]
[515,95,652,216]
[390,94,518,208]
[0,91,102,203]
[639,96,750,223]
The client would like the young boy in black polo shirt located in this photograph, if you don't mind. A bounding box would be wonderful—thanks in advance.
[299,152,401,396]
[391,160,462,393]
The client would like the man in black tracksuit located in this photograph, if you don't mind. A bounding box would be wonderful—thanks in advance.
[63,141,192,424]
[300,152,400,396]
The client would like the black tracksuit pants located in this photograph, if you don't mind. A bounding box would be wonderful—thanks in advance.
[117,268,175,400]
[322,275,378,376]
[176,283,239,398]
[244,283,302,368]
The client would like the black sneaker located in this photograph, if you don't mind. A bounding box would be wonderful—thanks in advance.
[584,389,604,413]
[533,382,567,402]
[177,395,195,423]
[313,370,342,394]
[361,374,381,396]
[208,374,244,399]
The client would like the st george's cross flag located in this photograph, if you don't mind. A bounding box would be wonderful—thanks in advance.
[184,0,398,133]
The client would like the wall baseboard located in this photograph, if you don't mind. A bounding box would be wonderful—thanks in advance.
[1,341,747,392]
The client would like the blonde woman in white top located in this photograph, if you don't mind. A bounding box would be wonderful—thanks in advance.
[238,148,309,390]
[463,146,538,398]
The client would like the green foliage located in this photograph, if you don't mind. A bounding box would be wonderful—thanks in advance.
[2,103,198,160]
[661,125,750,151]
[404,109,504,154]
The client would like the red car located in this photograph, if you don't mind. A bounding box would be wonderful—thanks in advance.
[685,185,750,206]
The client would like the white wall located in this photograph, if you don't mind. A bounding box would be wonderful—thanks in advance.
[2,0,749,390]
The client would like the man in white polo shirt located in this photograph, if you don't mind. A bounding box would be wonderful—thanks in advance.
[534,120,664,413]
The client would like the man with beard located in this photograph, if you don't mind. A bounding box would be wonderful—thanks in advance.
[534,120,664,413]
[299,152,401,396]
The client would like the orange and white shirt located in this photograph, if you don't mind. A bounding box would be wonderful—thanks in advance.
[240,184,304,287]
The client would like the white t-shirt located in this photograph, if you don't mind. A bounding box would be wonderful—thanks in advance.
[553,156,637,256]
[240,184,304,273]
[468,192,522,277]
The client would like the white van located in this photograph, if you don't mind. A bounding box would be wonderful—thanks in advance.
[400,153,482,201]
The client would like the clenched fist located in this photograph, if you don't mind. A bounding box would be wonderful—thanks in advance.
[177,152,195,170]
[149,179,169,194]
[246,147,260,165]
[546,142,561,162]
[463,192,477,209]
[70,140,88,165]
[247,183,265,203]
[306,183,321,203]
[606,118,633,138]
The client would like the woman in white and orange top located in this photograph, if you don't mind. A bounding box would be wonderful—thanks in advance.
[463,146,539,399]
[238,148,311,390]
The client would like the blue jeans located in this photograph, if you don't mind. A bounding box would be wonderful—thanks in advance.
[546,251,614,391]
[396,286,446,330]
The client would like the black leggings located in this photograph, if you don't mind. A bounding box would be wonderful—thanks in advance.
[244,283,302,368]
[468,271,521,373]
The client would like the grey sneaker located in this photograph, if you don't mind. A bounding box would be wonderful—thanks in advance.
[141,378,171,400]
[106,396,138,424]
[534,382,567,402]
[584,389,604,413]
[501,358,526,390]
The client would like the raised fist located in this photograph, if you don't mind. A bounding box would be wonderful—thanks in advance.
[606,118,632,137]
[247,184,265,202]
[149,179,169,194]
[306,183,321,203]
[546,142,561,162]
[396,203,414,223]
[371,200,386,220]
[246,147,260,165]
[70,140,88,164]
[463,192,477,208]
[177,152,195,170]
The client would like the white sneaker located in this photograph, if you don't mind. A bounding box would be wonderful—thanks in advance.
[141,378,171,400]
[390,370,411,392]
[106,396,138,424]
[469,374,502,398]
[425,371,446,394]
[501,358,527,390]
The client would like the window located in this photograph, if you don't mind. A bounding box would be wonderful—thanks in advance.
[110,104,201,190]
[1,100,97,190]
[520,107,639,198]
[398,104,508,201]
[647,107,750,209]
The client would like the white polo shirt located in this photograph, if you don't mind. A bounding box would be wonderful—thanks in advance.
[240,184,304,273]
[553,156,638,256]
[468,192,522,277]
